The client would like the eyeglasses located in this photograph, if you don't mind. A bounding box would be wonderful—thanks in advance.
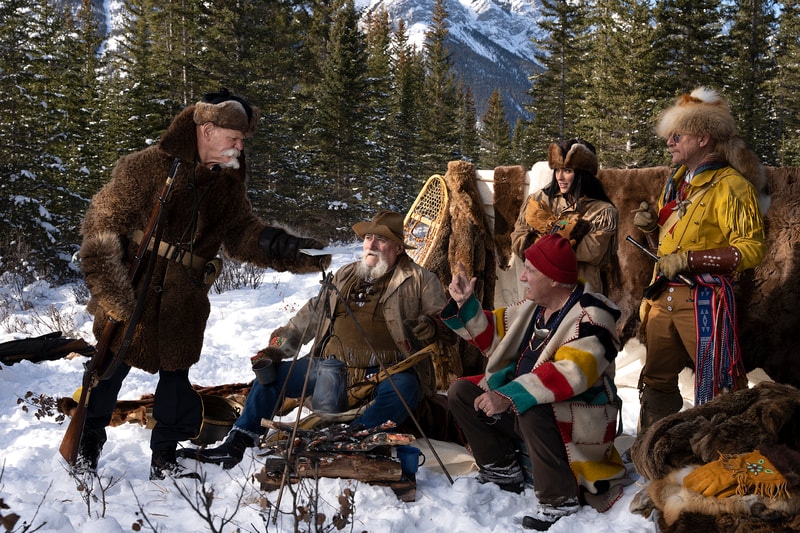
[669,132,683,144]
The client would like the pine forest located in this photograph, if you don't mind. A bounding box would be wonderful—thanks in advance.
[1,0,799,282]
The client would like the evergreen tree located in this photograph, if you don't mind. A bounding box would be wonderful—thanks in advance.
[723,0,778,165]
[0,0,46,278]
[311,0,372,234]
[524,0,593,162]
[772,1,800,165]
[0,0,105,280]
[479,89,513,169]
[511,118,539,169]
[103,0,176,161]
[582,0,660,168]
[362,9,397,208]
[420,0,461,178]
[650,0,726,99]
[458,82,480,164]
[389,19,426,208]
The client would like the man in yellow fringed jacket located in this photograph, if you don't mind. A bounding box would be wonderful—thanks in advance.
[633,87,767,431]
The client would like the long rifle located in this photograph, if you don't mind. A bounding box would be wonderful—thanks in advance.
[59,158,181,465]
[625,235,696,289]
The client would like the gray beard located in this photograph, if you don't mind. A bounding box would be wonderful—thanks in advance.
[219,148,240,169]
[356,254,390,280]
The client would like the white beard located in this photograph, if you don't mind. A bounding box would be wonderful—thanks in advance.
[356,252,390,280]
[219,148,241,169]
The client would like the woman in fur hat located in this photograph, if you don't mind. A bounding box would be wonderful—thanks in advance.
[633,87,767,432]
[510,138,619,294]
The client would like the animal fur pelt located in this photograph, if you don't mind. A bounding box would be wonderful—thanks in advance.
[438,161,497,376]
[630,383,800,531]
[735,167,800,385]
[491,165,526,271]
[631,382,800,482]
[643,461,800,532]
[442,160,496,312]
[57,382,252,427]
[595,167,669,342]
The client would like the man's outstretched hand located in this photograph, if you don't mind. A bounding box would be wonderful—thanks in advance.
[448,261,477,307]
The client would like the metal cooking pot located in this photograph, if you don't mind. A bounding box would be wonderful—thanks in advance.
[312,358,348,414]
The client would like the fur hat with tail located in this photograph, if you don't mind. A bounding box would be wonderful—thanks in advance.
[656,87,768,207]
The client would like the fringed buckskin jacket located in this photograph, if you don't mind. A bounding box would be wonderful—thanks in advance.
[511,189,618,293]
[441,288,628,506]
[654,164,766,276]
[80,105,321,373]
[267,254,449,399]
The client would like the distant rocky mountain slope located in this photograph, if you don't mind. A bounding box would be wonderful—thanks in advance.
[358,0,544,125]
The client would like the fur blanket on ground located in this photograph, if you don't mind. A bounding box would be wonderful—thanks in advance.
[632,382,800,481]
[640,447,800,532]
[630,382,800,532]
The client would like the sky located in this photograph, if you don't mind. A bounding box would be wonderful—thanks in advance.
[0,246,658,532]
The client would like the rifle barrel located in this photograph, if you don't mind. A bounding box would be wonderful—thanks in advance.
[625,236,696,289]
[59,158,180,466]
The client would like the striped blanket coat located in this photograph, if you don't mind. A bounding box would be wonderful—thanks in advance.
[441,289,629,509]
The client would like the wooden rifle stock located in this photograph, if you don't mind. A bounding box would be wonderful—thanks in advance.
[59,158,180,465]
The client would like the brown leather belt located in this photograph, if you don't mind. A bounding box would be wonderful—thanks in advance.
[131,229,207,272]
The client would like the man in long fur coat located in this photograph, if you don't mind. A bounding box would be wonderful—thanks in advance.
[76,89,328,479]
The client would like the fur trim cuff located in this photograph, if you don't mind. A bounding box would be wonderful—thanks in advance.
[80,231,135,322]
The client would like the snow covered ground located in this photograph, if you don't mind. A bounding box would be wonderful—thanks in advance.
[0,246,657,532]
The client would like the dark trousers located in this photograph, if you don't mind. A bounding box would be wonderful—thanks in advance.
[448,379,578,504]
[85,361,203,452]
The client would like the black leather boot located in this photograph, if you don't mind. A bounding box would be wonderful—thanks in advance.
[638,385,683,433]
[150,447,200,480]
[74,427,107,474]
[176,429,255,470]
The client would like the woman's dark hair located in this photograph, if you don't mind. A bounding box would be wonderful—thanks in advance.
[201,88,254,122]
[544,138,613,207]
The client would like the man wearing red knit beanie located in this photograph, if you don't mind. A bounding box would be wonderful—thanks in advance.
[441,234,630,530]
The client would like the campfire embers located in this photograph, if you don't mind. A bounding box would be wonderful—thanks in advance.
[263,420,414,453]
[254,420,418,501]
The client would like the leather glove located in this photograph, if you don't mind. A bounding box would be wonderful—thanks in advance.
[657,251,689,280]
[633,201,658,233]
[684,450,786,499]
[259,227,331,272]
[259,227,323,261]
[251,341,285,368]
[403,315,437,344]
[524,199,558,234]
[683,454,739,498]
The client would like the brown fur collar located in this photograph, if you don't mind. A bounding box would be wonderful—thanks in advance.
[158,105,202,162]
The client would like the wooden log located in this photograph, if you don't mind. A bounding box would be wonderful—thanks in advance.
[258,451,402,483]
[255,468,416,503]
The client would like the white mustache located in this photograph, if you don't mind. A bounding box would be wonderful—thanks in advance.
[219,148,240,169]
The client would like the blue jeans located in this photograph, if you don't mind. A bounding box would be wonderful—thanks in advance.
[234,357,420,435]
